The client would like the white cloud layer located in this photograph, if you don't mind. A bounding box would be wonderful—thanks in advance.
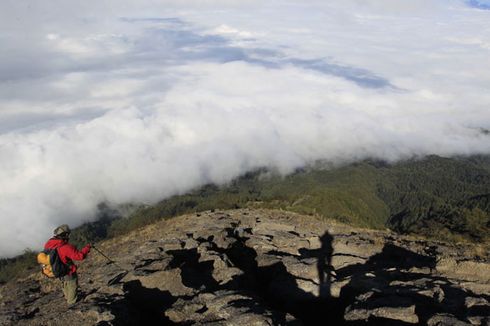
[1,0,490,256]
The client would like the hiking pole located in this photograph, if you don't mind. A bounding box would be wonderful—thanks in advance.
[79,235,127,271]
[90,244,130,286]
[91,244,128,273]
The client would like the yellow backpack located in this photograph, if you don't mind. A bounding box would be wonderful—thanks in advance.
[37,252,55,278]
[37,246,69,278]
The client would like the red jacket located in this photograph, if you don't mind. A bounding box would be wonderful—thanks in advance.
[44,238,90,275]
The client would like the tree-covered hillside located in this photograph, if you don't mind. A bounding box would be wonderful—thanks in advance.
[114,154,490,242]
[379,155,490,241]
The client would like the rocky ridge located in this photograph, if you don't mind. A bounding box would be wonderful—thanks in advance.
[0,209,489,325]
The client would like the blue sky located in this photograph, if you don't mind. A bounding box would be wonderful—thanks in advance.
[0,0,489,256]
[468,0,490,9]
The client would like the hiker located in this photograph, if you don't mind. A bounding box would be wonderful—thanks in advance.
[43,224,91,305]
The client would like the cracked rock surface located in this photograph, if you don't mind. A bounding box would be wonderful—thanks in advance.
[1,209,489,325]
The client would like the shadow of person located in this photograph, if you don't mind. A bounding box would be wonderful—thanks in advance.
[317,231,334,298]
[299,230,335,299]
[223,228,341,324]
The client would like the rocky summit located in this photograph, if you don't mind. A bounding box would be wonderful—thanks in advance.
[1,209,489,325]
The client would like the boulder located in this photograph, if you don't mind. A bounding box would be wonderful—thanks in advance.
[427,314,471,326]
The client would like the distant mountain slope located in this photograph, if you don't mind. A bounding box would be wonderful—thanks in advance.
[128,155,490,243]
[378,155,490,241]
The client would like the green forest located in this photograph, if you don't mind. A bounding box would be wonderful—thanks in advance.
[1,155,489,283]
[114,154,489,242]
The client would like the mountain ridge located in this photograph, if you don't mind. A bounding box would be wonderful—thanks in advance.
[1,209,489,325]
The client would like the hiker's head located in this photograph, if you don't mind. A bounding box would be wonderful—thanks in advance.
[54,224,71,240]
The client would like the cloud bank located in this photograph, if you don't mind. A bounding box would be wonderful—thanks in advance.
[1,0,489,256]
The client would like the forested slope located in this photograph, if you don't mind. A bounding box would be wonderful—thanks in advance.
[119,155,490,242]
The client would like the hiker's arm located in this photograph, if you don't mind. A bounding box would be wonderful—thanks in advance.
[65,244,91,261]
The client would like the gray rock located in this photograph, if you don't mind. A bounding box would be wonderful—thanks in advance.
[467,316,490,326]
[465,296,488,308]
[427,314,472,326]
[417,285,445,302]
[345,295,419,324]
[345,304,419,324]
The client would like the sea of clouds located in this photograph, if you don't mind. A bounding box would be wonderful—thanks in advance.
[1,0,489,256]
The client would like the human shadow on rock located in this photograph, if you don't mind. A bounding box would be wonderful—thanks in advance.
[223,229,345,325]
